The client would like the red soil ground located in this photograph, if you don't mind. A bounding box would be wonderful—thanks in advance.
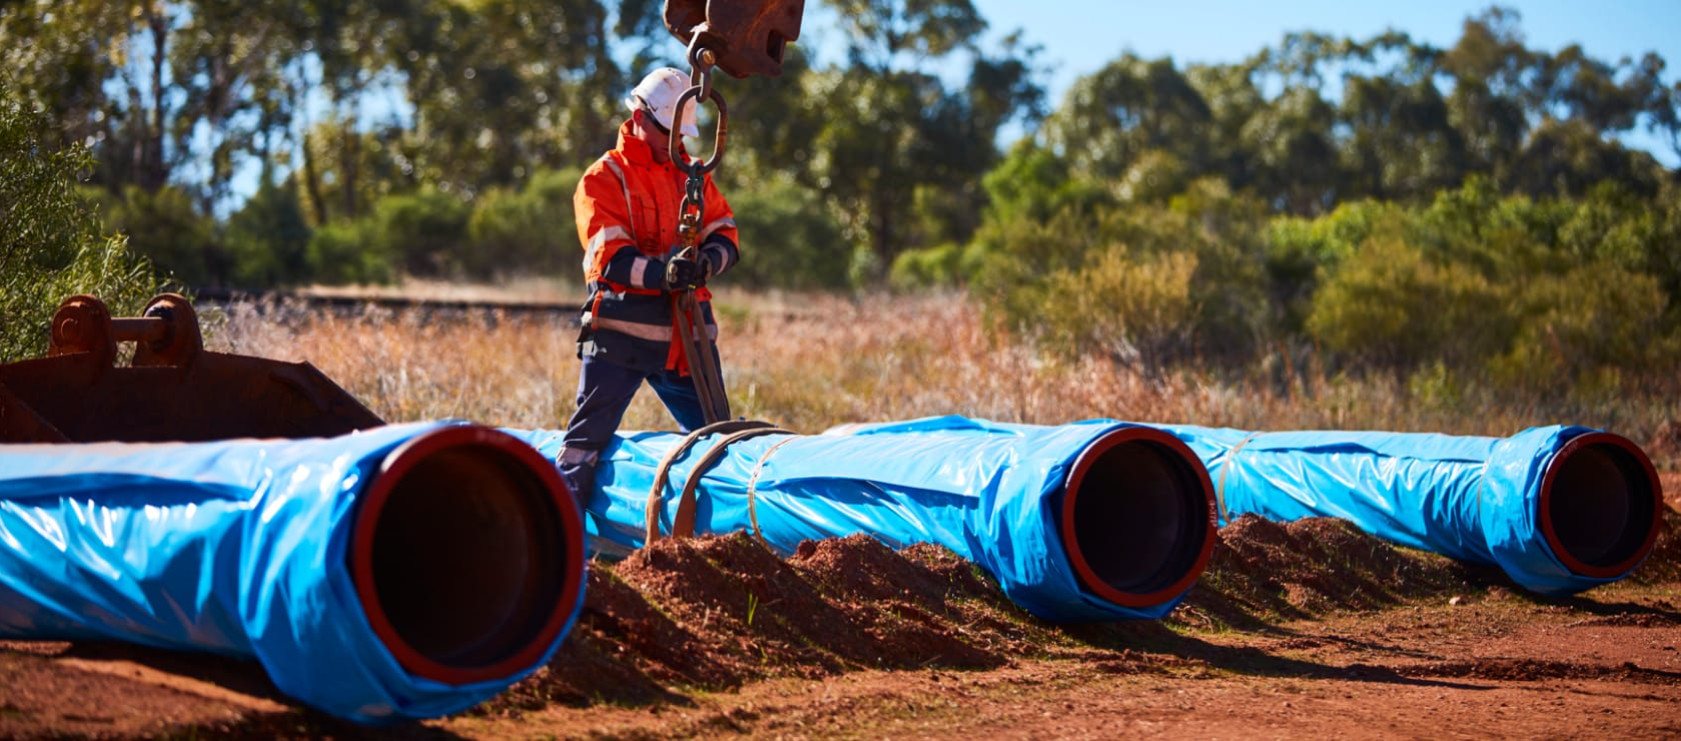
[2,493,1677,739]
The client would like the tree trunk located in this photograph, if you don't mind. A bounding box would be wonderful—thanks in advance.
[301,129,329,225]
[341,110,359,220]
[143,0,168,192]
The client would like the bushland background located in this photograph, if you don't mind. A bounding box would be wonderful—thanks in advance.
[3,1,1679,453]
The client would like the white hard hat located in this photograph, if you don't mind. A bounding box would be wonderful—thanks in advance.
[625,67,699,138]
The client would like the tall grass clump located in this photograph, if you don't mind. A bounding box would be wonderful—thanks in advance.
[207,291,1680,467]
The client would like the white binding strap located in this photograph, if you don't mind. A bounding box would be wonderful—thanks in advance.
[1215,432,1263,525]
[745,436,800,542]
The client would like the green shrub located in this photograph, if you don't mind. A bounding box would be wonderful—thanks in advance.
[369,187,472,278]
[1265,200,1398,332]
[0,80,159,361]
[1114,149,1190,203]
[466,166,583,281]
[966,154,1681,387]
[302,186,474,284]
[306,218,393,285]
[98,184,219,287]
[1039,247,1198,368]
[1489,262,1672,391]
[1306,235,1509,369]
[889,242,965,289]
[725,179,852,291]
[225,180,313,289]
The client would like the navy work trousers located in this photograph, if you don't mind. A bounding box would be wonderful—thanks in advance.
[557,354,715,501]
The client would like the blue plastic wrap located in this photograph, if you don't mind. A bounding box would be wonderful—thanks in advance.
[511,416,1217,622]
[0,422,585,723]
[1163,425,1664,595]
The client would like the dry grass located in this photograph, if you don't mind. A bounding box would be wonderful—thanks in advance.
[205,300,578,430]
[201,291,1681,463]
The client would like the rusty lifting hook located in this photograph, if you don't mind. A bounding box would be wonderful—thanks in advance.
[662,0,806,80]
[666,41,730,188]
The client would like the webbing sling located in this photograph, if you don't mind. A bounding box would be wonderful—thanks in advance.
[645,420,793,543]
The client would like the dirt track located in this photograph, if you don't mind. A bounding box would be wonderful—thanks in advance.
[2,495,1678,739]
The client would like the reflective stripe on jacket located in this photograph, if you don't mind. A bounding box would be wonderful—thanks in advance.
[574,119,739,373]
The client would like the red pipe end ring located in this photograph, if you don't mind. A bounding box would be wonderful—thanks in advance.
[1537,431,1664,580]
[1060,426,1218,610]
[350,425,585,685]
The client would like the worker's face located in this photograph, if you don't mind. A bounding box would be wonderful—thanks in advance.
[633,109,673,165]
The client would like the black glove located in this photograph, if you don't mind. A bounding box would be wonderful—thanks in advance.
[696,250,718,281]
[664,254,705,291]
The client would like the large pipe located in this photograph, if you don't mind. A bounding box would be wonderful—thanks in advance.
[1163,425,1664,595]
[511,416,1216,621]
[0,422,586,723]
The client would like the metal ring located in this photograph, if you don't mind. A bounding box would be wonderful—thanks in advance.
[666,85,729,177]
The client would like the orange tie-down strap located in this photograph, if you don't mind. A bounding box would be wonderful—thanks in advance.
[644,419,795,544]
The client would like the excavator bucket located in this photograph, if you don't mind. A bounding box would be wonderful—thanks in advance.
[664,0,805,78]
[0,294,384,443]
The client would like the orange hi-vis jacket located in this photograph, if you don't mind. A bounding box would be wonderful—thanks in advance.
[574,119,740,374]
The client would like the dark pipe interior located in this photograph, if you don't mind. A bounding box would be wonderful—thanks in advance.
[1546,441,1659,573]
[367,444,570,670]
[1068,439,1211,598]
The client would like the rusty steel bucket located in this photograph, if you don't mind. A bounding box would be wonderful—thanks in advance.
[0,294,382,443]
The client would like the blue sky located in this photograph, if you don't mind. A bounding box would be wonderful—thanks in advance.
[789,0,1681,164]
[967,0,1681,98]
[226,1,1681,209]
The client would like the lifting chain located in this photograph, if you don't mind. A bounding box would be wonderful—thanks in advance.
[668,39,733,425]
[668,39,729,258]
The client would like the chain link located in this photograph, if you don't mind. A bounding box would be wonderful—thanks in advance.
[670,39,728,256]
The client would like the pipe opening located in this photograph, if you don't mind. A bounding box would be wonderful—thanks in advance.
[352,427,583,685]
[1061,429,1216,609]
[1542,434,1662,579]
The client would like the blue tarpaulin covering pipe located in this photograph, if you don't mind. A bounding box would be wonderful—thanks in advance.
[511,416,1217,622]
[1161,424,1664,595]
[0,422,586,724]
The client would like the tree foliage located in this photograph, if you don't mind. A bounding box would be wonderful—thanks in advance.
[0,79,160,362]
[3,2,1680,396]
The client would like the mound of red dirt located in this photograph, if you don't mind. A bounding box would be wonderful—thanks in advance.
[487,517,1513,715]
[487,532,1042,715]
[1175,515,1486,629]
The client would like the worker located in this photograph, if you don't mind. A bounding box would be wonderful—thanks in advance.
[556,67,740,502]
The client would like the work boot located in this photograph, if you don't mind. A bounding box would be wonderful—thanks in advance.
[556,445,600,503]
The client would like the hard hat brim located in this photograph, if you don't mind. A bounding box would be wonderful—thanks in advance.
[625,96,701,139]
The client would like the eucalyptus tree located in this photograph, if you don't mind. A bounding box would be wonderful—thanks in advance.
[1335,32,1465,202]
[1437,7,1533,179]
[1042,53,1212,183]
[804,0,1043,271]
[389,0,620,195]
[0,0,131,152]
